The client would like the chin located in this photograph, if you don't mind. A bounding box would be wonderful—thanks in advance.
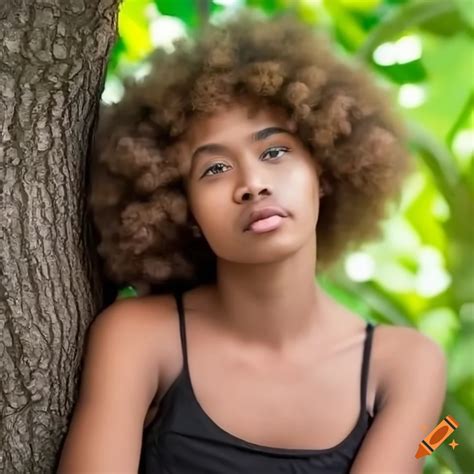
[218,238,303,264]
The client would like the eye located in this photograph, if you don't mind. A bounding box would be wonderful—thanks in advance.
[261,146,290,161]
[201,162,231,177]
[200,146,290,178]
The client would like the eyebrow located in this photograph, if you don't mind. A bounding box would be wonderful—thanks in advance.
[190,126,293,164]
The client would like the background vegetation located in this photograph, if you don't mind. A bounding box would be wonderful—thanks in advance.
[102,1,474,472]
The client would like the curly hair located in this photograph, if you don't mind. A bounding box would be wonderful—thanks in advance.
[89,9,412,297]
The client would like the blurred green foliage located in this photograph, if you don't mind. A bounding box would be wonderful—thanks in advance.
[103,1,474,472]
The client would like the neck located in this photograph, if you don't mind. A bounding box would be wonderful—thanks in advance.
[212,237,330,352]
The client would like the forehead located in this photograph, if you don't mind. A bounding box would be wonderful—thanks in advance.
[184,100,295,146]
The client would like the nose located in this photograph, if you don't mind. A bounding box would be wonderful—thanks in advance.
[237,185,272,202]
[232,150,275,202]
[234,169,272,202]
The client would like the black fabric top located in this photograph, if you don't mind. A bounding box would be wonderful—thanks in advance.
[139,291,376,474]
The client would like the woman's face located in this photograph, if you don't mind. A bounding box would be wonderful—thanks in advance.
[177,100,322,263]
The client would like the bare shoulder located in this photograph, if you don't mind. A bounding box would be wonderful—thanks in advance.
[88,293,179,366]
[350,324,447,473]
[58,293,180,472]
[373,324,447,406]
[81,294,179,394]
[92,292,177,328]
[374,323,445,363]
[86,294,181,380]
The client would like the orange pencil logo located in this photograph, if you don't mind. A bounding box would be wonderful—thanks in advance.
[415,415,459,458]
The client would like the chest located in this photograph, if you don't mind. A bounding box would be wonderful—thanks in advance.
[180,332,367,450]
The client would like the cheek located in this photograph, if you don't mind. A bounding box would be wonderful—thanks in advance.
[188,186,228,231]
[282,167,319,210]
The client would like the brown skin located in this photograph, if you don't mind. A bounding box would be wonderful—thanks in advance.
[176,99,344,352]
[61,96,443,474]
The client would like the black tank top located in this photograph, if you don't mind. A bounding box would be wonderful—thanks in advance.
[139,291,377,474]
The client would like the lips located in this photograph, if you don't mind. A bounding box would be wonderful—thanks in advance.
[243,206,288,232]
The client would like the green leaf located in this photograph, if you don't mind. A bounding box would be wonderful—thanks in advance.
[407,120,461,207]
[323,0,368,51]
[446,92,474,148]
[406,32,474,142]
[317,274,374,319]
[373,59,427,85]
[211,2,225,16]
[418,307,459,349]
[404,173,448,251]
[155,0,200,28]
[246,0,289,15]
[448,332,474,390]
[107,36,127,77]
[295,0,324,26]
[118,0,153,61]
[339,0,382,12]
[357,0,457,62]
[383,0,410,4]
[419,7,473,37]
[349,9,382,32]
[117,285,138,300]
[325,265,414,326]
[455,0,474,28]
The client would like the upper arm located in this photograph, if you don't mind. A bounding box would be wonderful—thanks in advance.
[58,298,165,473]
[350,328,448,474]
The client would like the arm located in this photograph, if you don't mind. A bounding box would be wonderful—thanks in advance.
[350,328,448,474]
[57,297,163,473]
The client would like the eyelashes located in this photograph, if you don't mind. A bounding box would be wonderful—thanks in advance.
[201,146,291,178]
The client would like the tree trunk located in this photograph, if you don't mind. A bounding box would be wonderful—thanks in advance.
[0,1,119,471]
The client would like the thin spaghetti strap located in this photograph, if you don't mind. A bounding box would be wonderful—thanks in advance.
[174,290,189,373]
[360,322,376,410]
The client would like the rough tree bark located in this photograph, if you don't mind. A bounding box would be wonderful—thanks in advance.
[0,0,120,471]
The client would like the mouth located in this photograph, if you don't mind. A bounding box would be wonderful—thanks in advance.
[245,215,286,234]
[243,206,289,233]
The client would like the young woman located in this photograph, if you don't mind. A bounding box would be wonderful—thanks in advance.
[58,10,447,474]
